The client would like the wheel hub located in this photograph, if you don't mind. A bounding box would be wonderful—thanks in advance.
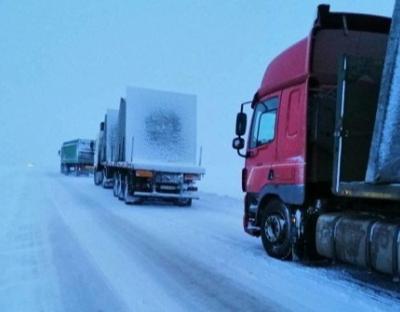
[264,214,287,243]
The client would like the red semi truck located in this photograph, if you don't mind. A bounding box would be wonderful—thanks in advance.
[233,4,400,277]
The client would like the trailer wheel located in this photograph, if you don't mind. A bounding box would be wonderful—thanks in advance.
[260,199,292,260]
[124,176,142,205]
[94,170,103,185]
[118,175,125,201]
[113,173,119,197]
[175,198,192,207]
[102,169,110,188]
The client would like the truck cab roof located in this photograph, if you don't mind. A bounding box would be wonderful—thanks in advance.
[256,5,391,101]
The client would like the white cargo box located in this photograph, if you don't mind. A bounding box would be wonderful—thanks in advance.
[118,87,201,171]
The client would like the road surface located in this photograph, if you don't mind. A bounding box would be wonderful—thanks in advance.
[0,166,399,311]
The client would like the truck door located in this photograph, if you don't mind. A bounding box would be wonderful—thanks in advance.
[245,94,280,193]
[275,84,307,185]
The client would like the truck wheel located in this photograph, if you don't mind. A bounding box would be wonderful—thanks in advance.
[113,174,119,197]
[260,199,292,260]
[175,198,192,207]
[118,175,125,201]
[124,176,142,205]
[102,169,109,188]
[94,170,103,185]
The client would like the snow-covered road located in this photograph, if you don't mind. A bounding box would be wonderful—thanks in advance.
[1,167,399,311]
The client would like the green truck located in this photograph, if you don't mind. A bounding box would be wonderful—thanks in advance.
[59,139,95,175]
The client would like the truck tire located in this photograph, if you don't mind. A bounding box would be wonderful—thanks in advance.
[175,198,192,207]
[118,175,125,201]
[124,176,142,205]
[94,170,103,185]
[102,169,110,188]
[260,199,292,260]
[113,173,119,197]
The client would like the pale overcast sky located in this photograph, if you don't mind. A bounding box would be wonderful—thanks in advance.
[0,0,395,195]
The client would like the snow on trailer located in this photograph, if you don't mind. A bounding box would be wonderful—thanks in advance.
[94,87,204,206]
[367,0,400,184]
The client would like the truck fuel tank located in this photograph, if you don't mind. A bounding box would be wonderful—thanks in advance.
[316,213,400,276]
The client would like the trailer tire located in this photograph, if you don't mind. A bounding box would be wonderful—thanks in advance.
[260,199,292,260]
[124,177,142,205]
[175,198,192,207]
[118,175,125,201]
[94,170,103,185]
[113,173,119,197]
[124,176,132,204]
[102,169,111,188]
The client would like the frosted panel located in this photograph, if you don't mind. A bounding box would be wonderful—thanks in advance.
[125,87,197,166]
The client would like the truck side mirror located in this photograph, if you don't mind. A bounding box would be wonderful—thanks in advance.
[232,137,245,150]
[235,112,247,136]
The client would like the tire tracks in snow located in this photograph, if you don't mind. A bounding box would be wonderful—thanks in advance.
[56,178,287,312]
[45,188,129,312]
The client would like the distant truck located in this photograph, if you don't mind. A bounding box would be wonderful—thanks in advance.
[233,4,400,277]
[59,139,95,175]
[94,87,205,206]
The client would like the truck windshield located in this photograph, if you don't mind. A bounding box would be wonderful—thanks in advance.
[249,97,278,148]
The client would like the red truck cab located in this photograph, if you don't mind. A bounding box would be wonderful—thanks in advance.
[233,5,391,260]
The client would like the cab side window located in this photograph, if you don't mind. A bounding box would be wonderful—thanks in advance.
[249,97,279,148]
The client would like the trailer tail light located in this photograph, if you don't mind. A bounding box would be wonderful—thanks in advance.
[136,170,153,178]
[184,174,200,181]
[242,168,247,192]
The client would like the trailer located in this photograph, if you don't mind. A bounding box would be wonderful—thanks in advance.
[93,109,119,187]
[59,139,95,175]
[94,87,204,206]
[232,4,400,278]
